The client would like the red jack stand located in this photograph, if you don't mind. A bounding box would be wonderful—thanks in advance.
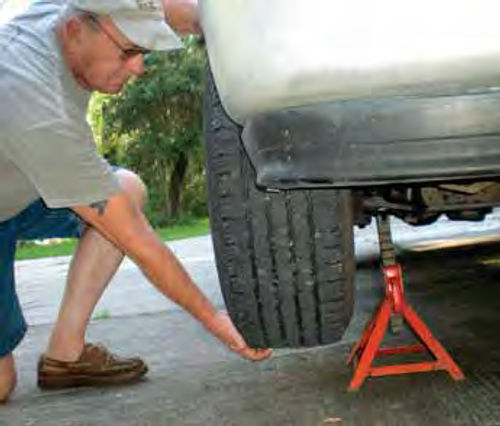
[347,215,465,391]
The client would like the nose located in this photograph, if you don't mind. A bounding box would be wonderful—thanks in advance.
[125,54,145,77]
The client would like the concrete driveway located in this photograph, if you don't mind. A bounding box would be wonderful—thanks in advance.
[2,214,500,425]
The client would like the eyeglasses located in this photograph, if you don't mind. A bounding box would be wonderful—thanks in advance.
[87,15,151,62]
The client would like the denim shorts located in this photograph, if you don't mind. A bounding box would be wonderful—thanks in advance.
[0,199,83,357]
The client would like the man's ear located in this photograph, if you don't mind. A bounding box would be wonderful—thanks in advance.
[64,16,86,43]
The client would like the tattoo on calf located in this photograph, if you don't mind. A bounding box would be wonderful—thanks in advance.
[90,200,109,216]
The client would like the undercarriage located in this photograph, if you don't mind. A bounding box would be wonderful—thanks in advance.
[358,180,500,226]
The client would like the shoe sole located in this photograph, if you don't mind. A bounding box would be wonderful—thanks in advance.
[37,364,148,390]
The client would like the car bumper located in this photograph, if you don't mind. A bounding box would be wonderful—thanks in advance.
[242,91,500,189]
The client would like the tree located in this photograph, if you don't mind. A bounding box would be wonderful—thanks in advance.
[97,38,206,224]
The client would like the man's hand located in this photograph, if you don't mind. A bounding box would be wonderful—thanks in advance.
[163,0,202,35]
[206,311,273,361]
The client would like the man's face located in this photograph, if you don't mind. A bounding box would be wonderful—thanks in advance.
[65,15,148,93]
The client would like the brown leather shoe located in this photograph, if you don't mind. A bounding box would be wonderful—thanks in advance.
[37,343,148,389]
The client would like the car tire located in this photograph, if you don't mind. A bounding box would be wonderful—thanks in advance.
[203,66,356,348]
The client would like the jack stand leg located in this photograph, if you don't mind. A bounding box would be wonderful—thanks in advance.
[347,214,465,391]
[347,302,385,365]
[403,304,465,380]
[348,300,392,390]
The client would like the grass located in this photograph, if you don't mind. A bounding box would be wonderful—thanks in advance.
[15,217,210,261]
[92,309,112,321]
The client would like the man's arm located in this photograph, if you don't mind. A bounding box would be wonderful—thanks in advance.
[163,0,202,35]
[71,191,271,361]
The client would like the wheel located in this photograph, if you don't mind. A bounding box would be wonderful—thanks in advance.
[203,66,356,348]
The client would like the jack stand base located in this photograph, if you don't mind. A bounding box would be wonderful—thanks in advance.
[347,262,465,392]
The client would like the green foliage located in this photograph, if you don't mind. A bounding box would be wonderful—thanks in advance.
[15,217,210,261]
[92,309,111,321]
[89,38,207,226]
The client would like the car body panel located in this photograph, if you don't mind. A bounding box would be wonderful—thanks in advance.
[201,0,500,124]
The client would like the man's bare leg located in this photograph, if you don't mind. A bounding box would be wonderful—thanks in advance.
[0,354,16,403]
[45,170,146,361]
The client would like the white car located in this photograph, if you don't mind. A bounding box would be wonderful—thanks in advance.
[201,0,500,348]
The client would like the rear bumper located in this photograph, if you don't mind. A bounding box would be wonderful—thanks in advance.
[242,91,500,189]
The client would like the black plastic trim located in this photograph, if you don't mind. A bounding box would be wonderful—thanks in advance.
[242,91,500,189]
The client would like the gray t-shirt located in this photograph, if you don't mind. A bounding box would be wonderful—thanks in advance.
[0,0,120,222]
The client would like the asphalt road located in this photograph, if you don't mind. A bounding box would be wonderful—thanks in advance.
[2,214,500,425]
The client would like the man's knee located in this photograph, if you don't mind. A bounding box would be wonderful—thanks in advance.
[115,169,148,209]
[0,354,17,403]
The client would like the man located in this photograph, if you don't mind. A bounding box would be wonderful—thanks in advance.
[0,0,271,403]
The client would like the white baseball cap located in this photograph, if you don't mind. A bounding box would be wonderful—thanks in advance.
[69,0,184,51]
